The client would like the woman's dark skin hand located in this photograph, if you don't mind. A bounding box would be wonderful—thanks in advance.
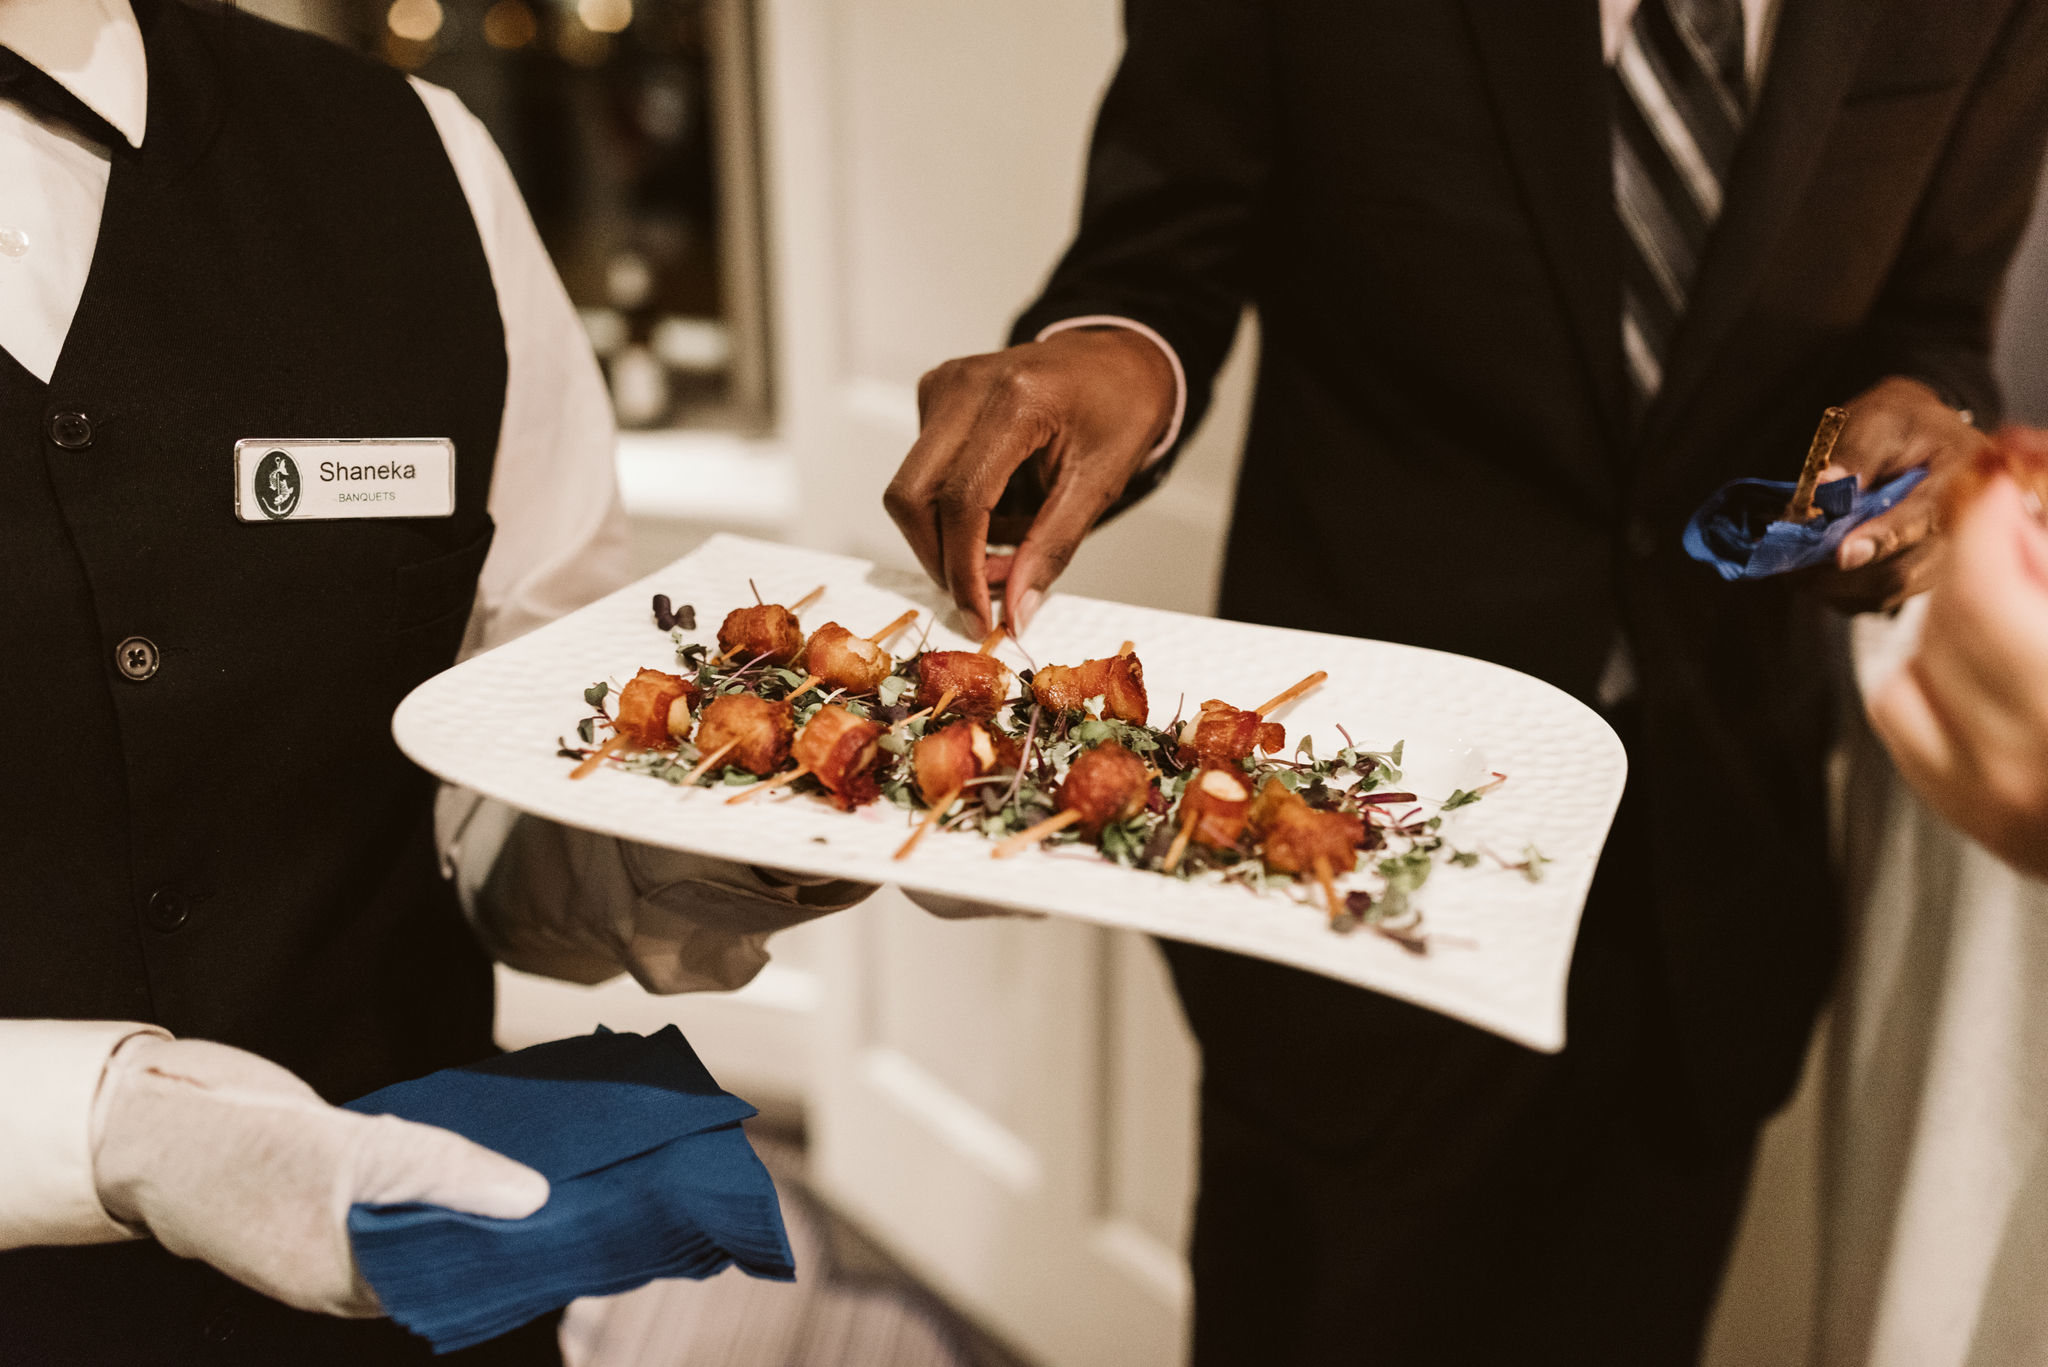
[1802,376,1996,613]
[884,326,1177,635]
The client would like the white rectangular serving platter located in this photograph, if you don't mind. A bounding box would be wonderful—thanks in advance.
[394,534,1625,1052]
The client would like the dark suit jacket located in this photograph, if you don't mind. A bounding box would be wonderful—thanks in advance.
[1014,0,2048,1122]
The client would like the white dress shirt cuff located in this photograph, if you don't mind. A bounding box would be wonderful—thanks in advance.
[0,1019,170,1249]
[1035,315,1187,464]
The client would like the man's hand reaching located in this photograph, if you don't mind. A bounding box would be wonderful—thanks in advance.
[884,326,1177,634]
[1802,376,1995,613]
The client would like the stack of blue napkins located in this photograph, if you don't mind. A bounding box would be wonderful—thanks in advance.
[344,1025,795,1354]
[1683,467,1928,580]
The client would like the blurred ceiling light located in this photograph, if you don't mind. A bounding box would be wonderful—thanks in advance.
[385,0,444,43]
[577,0,633,35]
[481,0,538,49]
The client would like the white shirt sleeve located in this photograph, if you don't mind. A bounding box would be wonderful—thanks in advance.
[408,77,632,652]
[0,1019,167,1249]
[411,80,872,991]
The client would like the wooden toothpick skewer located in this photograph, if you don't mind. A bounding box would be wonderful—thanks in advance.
[894,787,962,860]
[978,624,1009,654]
[1117,640,1135,657]
[1784,407,1849,524]
[898,687,957,730]
[870,609,920,645]
[726,765,811,805]
[1311,856,1345,927]
[1255,671,1328,718]
[1163,805,1198,874]
[992,808,1081,858]
[679,739,736,785]
[790,584,826,614]
[570,732,633,779]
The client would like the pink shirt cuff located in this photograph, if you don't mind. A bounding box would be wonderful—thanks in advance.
[1035,315,1187,465]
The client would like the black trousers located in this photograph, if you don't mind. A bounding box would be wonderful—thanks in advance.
[1162,753,1759,1367]
[0,1243,563,1367]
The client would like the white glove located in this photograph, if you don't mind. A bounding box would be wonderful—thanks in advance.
[90,1035,549,1318]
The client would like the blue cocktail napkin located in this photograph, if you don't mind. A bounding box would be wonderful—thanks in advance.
[1682,467,1929,581]
[344,1026,795,1354]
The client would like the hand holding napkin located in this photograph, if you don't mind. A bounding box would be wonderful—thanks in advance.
[344,1025,794,1354]
[1682,468,1930,581]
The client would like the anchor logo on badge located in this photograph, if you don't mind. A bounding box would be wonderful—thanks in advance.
[256,449,299,520]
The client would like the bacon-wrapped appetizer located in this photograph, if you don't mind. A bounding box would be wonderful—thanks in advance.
[915,650,1013,720]
[909,720,1025,807]
[718,603,805,665]
[993,741,1151,857]
[1176,699,1286,768]
[1178,768,1253,851]
[800,622,893,694]
[613,667,701,749]
[791,704,888,810]
[1030,652,1149,724]
[1247,778,1368,878]
[1060,741,1153,836]
[694,693,795,775]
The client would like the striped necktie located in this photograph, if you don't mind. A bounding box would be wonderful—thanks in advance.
[1612,0,1746,405]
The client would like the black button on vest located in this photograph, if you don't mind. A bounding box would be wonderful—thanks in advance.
[48,409,93,447]
[0,6,547,1363]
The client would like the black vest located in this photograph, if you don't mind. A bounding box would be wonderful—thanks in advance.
[1,5,549,1362]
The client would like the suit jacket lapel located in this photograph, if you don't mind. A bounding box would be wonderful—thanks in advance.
[1463,0,1631,493]
[1642,0,1884,449]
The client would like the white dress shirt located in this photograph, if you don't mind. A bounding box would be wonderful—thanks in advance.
[0,0,860,1249]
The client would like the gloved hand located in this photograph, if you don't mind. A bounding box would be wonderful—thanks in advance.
[90,1035,549,1317]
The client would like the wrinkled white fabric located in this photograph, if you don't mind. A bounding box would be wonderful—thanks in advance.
[90,1036,548,1318]
[463,804,872,993]
[1810,601,2048,1367]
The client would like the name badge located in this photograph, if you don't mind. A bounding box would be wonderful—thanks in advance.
[234,438,456,522]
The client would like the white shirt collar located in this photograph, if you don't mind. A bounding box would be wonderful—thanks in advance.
[0,0,147,149]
